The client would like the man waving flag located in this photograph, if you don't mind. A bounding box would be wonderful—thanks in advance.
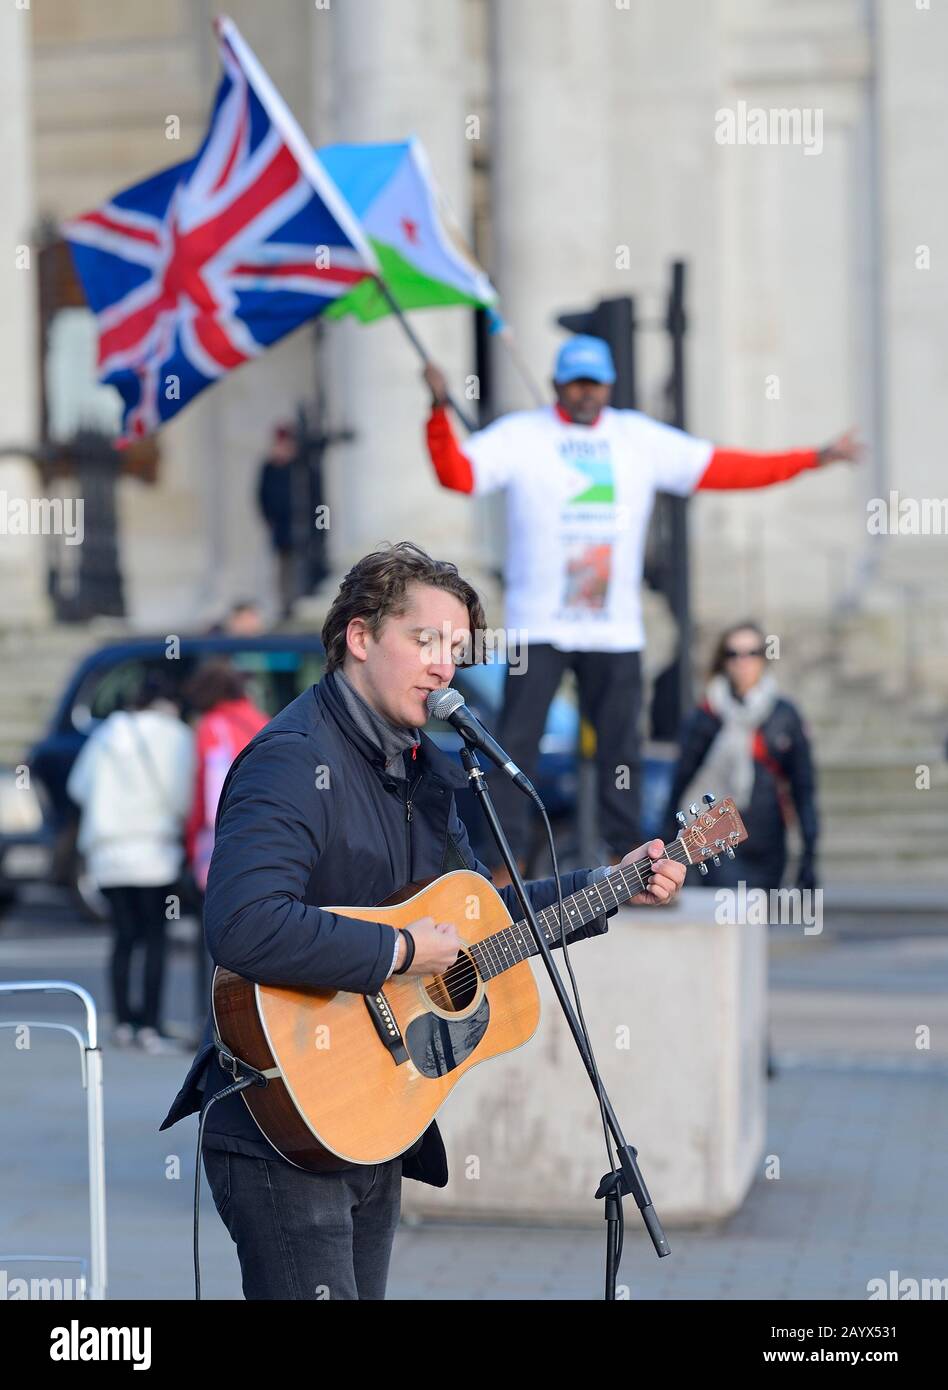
[63,17,377,444]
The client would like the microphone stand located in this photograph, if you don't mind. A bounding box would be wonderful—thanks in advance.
[459,746,670,1299]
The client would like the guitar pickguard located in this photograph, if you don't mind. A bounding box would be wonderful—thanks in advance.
[404,996,491,1077]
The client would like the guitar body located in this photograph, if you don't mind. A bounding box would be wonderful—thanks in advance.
[212,870,540,1172]
[211,795,748,1176]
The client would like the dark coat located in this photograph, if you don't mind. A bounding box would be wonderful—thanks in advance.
[160,673,612,1186]
[661,693,819,891]
[257,460,294,552]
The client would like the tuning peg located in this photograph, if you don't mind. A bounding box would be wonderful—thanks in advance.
[702,792,716,807]
[676,809,687,827]
[688,803,699,817]
[697,862,709,876]
[712,856,721,868]
[725,845,735,859]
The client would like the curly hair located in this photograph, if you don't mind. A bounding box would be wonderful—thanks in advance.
[321,541,486,673]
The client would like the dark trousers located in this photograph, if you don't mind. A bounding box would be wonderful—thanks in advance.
[202,1149,402,1300]
[100,883,174,1030]
[489,645,643,864]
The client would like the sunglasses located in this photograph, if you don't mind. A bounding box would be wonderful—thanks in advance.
[724,647,765,660]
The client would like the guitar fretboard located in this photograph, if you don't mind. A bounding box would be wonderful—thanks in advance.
[468,838,692,983]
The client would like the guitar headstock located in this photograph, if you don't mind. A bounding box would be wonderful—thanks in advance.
[674,794,748,875]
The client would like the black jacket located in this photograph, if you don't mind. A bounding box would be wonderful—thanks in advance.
[159,673,613,1186]
[661,694,819,875]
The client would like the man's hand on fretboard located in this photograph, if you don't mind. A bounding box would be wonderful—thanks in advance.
[612,839,686,907]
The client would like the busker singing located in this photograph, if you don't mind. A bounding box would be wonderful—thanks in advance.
[160,541,686,1300]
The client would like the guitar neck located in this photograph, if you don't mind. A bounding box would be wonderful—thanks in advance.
[469,838,692,983]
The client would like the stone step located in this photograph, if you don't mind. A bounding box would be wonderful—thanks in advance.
[820,804,947,830]
[820,881,948,915]
[823,863,948,884]
[0,735,49,762]
[820,784,946,808]
[815,740,945,759]
[0,626,107,762]
[817,828,939,850]
[819,790,942,814]
[816,763,945,794]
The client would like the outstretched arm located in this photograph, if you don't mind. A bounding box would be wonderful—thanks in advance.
[696,429,862,491]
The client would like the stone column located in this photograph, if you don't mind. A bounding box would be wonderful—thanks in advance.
[0,3,47,624]
[874,0,948,689]
[323,0,483,588]
[484,0,618,593]
[489,0,617,413]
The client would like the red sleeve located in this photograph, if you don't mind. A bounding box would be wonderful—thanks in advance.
[426,405,474,494]
[696,446,820,491]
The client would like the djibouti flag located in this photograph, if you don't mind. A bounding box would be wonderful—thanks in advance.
[318,137,497,322]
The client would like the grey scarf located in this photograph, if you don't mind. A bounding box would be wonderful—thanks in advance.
[333,669,420,780]
[683,672,780,812]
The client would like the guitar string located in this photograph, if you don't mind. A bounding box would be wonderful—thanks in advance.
[410,826,738,996]
[455,841,693,986]
[431,854,660,990]
[418,834,714,997]
[428,856,665,993]
[426,823,738,992]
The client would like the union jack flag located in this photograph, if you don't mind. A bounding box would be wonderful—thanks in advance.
[63,17,376,445]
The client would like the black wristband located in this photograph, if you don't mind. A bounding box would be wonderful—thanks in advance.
[393,930,416,975]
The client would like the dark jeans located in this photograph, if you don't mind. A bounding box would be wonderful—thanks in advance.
[202,1148,402,1300]
[100,883,174,1030]
[489,645,643,863]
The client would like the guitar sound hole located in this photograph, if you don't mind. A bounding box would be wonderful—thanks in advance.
[425,951,478,1013]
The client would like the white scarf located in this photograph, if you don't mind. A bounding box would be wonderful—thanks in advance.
[683,672,780,813]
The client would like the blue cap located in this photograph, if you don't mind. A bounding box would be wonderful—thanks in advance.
[553,334,616,385]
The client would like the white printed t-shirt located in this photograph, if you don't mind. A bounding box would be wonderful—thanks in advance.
[464,405,713,652]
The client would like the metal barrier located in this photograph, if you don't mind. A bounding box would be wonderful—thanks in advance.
[0,981,107,1300]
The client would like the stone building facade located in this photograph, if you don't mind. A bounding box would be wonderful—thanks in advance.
[2,0,945,710]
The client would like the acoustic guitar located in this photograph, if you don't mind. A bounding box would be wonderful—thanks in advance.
[212,795,747,1171]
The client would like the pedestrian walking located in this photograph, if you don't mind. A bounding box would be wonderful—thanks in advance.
[66,671,195,1053]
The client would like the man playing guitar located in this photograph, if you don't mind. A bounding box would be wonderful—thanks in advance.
[160,541,686,1300]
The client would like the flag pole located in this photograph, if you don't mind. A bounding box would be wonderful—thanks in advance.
[372,276,478,434]
[215,17,380,276]
[217,17,478,434]
[488,314,546,408]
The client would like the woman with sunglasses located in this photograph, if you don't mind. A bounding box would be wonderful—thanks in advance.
[663,621,819,899]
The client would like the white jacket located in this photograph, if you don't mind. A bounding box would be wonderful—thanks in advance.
[66,707,196,889]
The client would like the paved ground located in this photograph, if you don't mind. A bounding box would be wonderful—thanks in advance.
[0,888,946,1300]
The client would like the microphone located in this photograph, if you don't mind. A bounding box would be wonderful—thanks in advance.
[426,687,540,801]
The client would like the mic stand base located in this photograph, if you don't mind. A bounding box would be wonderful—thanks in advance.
[459,747,670,1300]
